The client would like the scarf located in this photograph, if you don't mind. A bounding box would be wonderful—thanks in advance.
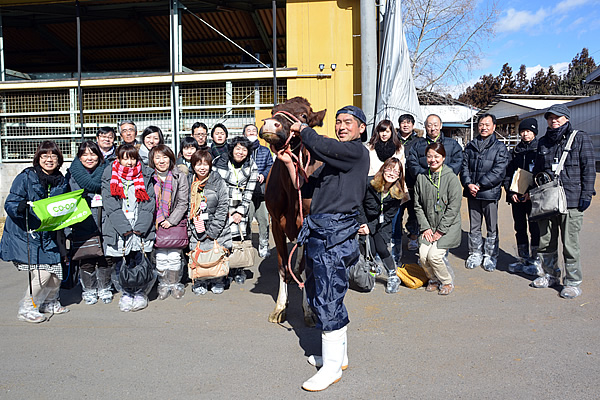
[33,165,63,198]
[154,170,174,227]
[211,142,229,158]
[190,175,210,234]
[374,140,397,162]
[473,134,493,152]
[545,121,571,144]
[70,156,104,193]
[110,160,150,202]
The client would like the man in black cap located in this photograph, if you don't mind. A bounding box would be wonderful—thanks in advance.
[530,104,595,299]
[284,105,369,392]
[504,118,541,275]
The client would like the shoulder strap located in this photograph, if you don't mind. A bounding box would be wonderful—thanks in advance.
[554,130,578,177]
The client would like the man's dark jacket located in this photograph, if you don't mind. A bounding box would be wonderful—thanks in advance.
[533,122,595,208]
[460,133,509,201]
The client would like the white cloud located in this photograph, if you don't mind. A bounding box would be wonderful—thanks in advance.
[526,62,569,79]
[496,8,548,33]
[556,0,593,12]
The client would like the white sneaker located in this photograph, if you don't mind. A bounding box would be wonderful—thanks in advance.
[119,294,134,312]
[131,294,148,311]
[407,238,418,251]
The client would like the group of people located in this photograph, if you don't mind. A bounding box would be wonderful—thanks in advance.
[0,119,273,323]
[0,102,594,392]
[359,103,595,301]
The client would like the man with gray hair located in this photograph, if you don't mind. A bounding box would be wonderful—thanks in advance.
[119,120,138,145]
[530,104,595,299]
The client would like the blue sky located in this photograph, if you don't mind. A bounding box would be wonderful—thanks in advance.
[450,0,600,95]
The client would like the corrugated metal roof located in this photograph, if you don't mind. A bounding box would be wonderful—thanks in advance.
[0,1,286,75]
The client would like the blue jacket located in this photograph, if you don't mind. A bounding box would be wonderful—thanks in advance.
[249,140,273,197]
[0,167,69,265]
[460,134,510,201]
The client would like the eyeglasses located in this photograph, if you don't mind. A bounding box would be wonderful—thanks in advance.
[384,168,400,176]
[194,133,208,137]
[98,133,114,139]
[121,128,136,133]
[40,154,58,161]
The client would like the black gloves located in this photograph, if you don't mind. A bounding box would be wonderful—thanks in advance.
[578,199,591,212]
[17,199,28,214]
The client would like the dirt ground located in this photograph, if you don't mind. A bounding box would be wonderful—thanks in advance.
[1,186,599,399]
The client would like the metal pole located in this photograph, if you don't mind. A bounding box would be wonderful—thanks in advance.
[360,0,377,131]
[0,11,5,82]
[170,0,179,154]
[272,0,277,107]
[76,1,84,141]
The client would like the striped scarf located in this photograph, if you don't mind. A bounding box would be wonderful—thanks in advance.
[154,170,174,227]
[110,160,150,202]
[190,175,210,233]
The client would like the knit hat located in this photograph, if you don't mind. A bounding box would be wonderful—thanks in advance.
[518,118,538,135]
[544,104,570,120]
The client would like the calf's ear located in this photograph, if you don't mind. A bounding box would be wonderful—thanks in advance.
[308,109,327,127]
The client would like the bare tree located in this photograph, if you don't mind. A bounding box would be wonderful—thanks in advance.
[402,0,499,92]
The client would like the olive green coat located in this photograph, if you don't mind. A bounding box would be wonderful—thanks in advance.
[414,166,462,249]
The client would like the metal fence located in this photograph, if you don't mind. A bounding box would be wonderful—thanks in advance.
[0,79,287,161]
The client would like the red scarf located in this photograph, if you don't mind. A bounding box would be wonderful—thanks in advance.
[110,160,150,202]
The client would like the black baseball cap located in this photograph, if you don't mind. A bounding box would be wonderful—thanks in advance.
[544,104,570,120]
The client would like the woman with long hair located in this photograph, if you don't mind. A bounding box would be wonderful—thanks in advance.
[0,141,70,323]
[357,157,408,293]
[212,136,258,285]
[366,119,405,177]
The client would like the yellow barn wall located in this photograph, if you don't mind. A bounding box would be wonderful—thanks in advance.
[285,0,362,138]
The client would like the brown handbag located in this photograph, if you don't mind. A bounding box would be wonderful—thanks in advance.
[228,228,255,269]
[188,240,229,280]
[71,235,104,261]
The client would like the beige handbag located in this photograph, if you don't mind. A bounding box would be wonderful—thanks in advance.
[228,227,255,269]
[188,240,229,280]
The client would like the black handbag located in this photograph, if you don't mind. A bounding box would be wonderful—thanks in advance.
[118,249,154,291]
[348,237,377,292]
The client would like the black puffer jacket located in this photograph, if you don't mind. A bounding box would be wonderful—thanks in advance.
[460,133,509,201]
[406,135,463,186]
[533,122,596,208]
[503,138,538,202]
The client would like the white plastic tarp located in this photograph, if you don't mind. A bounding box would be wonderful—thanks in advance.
[375,0,423,131]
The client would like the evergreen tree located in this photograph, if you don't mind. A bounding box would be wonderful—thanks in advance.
[556,48,600,95]
[498,63,517,94]
[458,73,501,109]
[515,64,529,93]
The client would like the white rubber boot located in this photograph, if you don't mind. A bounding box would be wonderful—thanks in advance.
[307,340,349,370]
[302,326,346,392]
